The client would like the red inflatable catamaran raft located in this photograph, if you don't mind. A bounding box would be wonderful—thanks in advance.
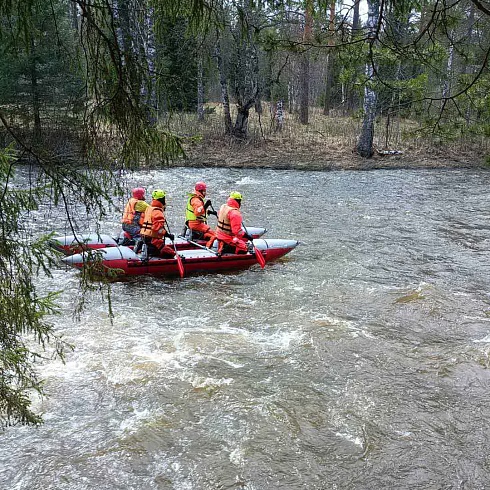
[61,238,299,279]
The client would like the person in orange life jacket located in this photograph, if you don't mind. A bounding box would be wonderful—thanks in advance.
[215,191,253,255]
[139,189,175,258]
[121,187,149,239]
[185,181,217,248]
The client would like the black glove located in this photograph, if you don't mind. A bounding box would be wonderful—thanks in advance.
[244,233,254,241]
[204,199,212,210]
[166,232,175,241]
[208,210,218,217]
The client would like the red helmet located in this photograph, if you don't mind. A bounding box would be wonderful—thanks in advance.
[195,181,207,192]
[132,187,145,200]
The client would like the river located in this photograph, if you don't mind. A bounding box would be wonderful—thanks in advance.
[1,167,490,489]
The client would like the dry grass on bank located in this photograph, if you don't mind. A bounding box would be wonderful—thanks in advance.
[165,104,489,170]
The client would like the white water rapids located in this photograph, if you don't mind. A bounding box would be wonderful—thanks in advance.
[1,167,490,489]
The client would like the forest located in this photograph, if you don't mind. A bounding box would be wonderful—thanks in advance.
[1,0,490,427]
[1,0,490,169]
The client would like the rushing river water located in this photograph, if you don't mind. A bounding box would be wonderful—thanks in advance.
[1,167,490,489]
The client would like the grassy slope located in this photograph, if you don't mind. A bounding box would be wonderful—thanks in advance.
[166,105,489,170]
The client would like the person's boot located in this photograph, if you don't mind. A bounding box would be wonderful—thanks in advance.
[140,243,148,262]
[133,238,143,254]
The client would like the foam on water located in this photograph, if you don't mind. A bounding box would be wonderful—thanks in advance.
[473,334,490,343]
[234,176,261,185]
[40,359,89,380]
[251,327,304,351]
[117,407,153,435]
[189,375,234,389]
[206,355,245,369]
[229,446,245,466]
[335,431,364,447]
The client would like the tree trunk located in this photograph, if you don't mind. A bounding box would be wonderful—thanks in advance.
[356,0,380,158]
[117,0,133,64]
[70,0,78,31]
[215,36,232,134]
[299,0,313,124]
[352,0,361,34]
[346,0,361,114]
[323,0,336,116]
[143,6,157,124]
[442,37,454,99]
[464,3,475,125]
[357,85,377,157]
[288,79,295,113]
[229,1,260,139]
[233,108,250,138]
[323,54,334,115]
[115,0,141,111]
[197,49,205,122]
[299,55,310,124]
[232,99,255,138]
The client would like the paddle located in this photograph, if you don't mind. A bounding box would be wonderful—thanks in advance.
[243,224,265,268]
[178,235,219,255]
[165,224,185,278]
[207,202,218,221]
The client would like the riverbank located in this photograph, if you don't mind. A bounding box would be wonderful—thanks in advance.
[170,107,489,171]
[183,136,488,171]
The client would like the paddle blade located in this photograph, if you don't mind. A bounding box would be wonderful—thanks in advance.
[254,246,266,268]
[176,253,185,278]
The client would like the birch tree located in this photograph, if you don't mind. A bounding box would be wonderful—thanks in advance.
[356,0,380,157]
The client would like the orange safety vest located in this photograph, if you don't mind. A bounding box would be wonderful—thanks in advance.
[122,198,144,226]
[140,205,163,238]
[217,204,234,236]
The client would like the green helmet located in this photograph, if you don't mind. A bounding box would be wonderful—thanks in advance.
[152,189,166,200]
[229,191,242,200]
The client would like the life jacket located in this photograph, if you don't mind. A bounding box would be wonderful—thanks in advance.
[140,205,162,238]
[217,204,234,236]
[122,198,144,226]
[185,194,206,223]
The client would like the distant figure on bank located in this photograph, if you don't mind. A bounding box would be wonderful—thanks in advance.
[121,187,149,243]
[139,189,175,258]
[185,181,217,248]
[216,191,253,255]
